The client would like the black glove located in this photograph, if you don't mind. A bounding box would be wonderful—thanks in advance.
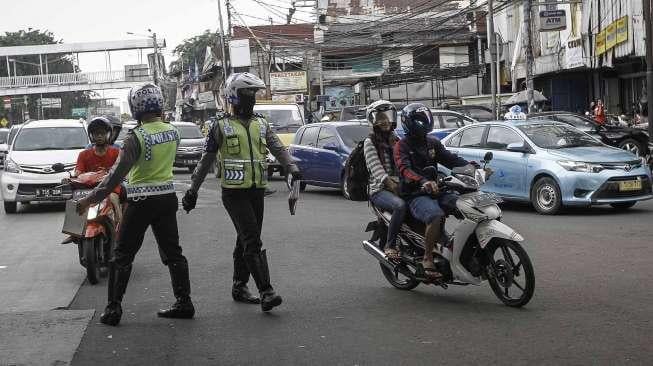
[182,190,198,213]
[289,166,303,183]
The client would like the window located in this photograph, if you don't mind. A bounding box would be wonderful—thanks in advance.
[413,46,439,67]
[446,132,463,147]
[388,59,400,74]
[337,125,371,149]
[486,127,523,150]
[317,127,338,148]
[440,113,466,129]
[299,127,319,147]
[253,107,304,133]
[458,126,485,148]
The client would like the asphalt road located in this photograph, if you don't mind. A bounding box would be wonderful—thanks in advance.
[3,171,653,365]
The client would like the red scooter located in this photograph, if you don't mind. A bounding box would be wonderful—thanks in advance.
[59,169,122,284]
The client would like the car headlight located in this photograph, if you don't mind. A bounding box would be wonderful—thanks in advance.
[4,158,21,174]
[557,160,604,173]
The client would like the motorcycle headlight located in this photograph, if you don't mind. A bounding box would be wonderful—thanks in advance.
[5,158,21,174]
[557,160,604,173]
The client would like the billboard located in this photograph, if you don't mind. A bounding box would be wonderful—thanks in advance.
[270,71,307,92]
[229,39,252,68]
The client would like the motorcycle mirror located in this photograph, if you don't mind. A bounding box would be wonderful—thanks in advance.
[52,163,66,173]
[483,152,493,163]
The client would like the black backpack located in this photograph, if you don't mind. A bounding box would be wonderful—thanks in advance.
[343,140,369,201]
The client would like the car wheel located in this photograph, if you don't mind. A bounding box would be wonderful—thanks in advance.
[610,201,636,210]
[3,201,17,214]
[531,177,562,215]
[618,138,644,156]
[341,172,351,200]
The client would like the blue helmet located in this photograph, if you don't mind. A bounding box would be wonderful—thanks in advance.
[400,103,434,137]
[128,83,164,121]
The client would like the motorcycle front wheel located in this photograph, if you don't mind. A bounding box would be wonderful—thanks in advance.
[485,239,535,307]
[83,238,100,285]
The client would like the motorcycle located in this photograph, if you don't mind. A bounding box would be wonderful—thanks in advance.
[57,165,121,285]
[362,152,535,307]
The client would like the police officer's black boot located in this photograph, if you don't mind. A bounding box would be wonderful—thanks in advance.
[232,254,260,304]
[245,250,282,312]
[100,263,131,326]
[158,261,195,319]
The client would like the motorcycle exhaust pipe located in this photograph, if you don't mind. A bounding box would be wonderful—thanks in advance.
[361,240,395,272]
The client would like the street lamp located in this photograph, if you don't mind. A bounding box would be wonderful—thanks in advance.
[127,30,160,86]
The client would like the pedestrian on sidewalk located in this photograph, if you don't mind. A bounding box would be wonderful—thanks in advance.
[594,99,606,125]
[182,72,302,312]
[76,83,195,326]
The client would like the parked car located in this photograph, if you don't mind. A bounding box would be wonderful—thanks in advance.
[1,119,89,214]
[288,121,371,197]
[449,104,495,122]
[395,109,477,140]
[528,111,652,157]
[170,121,204,173]
[0,128,8,169]
[441,120,652,214]
[254,103,307,177]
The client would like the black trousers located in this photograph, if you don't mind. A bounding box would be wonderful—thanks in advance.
[113,193,187,269]
[221,188,265,284]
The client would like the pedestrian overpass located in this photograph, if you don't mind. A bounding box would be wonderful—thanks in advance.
[0,39,163,96]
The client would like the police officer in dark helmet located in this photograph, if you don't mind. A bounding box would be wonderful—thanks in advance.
[76,83,195,326]
[183,72,302,312]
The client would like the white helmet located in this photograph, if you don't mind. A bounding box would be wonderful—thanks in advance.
[366,100,397,126]
[223,72,266,105]
[128,83,164,121]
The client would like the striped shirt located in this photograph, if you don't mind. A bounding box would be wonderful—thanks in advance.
[363,137,395,196]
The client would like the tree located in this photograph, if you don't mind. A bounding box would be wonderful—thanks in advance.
[0,28,93,120]
[169,30,221,75]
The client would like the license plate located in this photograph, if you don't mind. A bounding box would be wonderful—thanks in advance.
[35,188,62,198]
[618,180,642,191]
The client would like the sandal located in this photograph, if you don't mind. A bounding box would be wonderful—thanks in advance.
[419,261,443,281]
[384,247,400,260]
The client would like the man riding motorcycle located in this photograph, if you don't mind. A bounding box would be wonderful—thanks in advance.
[393,103,471,280]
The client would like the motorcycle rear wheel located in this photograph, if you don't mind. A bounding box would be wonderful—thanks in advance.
[83,238,100,285]
[485,239,535,307]
[380,263,420,290]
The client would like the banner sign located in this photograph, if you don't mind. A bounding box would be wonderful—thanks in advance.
[605,22,617,50]
[269,71,307,92]
[595,16,629,57]
[595,29,607,56]
[565,37,584,69]
[616,16,629,44]
[539,10,566,32]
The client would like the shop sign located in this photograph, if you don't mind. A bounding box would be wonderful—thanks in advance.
[565,37,584,69]
[616,16,629,44]
[595,29,606,56]
[539,10,566,32]
[605,22,617,50]
[270,71,307,92]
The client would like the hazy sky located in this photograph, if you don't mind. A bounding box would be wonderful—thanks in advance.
[1,0,312,108]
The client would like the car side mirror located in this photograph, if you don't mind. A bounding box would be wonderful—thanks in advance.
[506,142,530,153]
[323,142,338,151]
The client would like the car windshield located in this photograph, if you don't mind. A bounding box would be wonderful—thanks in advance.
[518,124,602,149]
[337,125,371,148]
[255,108,303,133]
[0,130,7,144]
[178,125,203,139]
[12,127,89,151]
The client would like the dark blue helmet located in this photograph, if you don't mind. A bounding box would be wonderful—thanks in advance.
[400,103,433,137]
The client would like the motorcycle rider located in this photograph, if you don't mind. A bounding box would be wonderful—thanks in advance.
[363,100,406,260]
[394,103,470,280]
[76,83,195,326]
[182,72,302,312]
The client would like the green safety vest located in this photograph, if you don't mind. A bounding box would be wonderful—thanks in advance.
[126,120,179,197]
[218,117,269,189]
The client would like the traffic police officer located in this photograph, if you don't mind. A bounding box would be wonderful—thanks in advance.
[182,72,301,312]
[77,83,195,326]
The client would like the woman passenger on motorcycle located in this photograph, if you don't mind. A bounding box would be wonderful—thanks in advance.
[363,100,407,260]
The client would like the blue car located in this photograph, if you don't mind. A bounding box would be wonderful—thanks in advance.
[288,121,371,197]
[440,120,653,214]
[395,109,477,140]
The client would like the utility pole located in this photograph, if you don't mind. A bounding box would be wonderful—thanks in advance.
[523,0,535,113]
[226,0,233,38]
[152,31,159,86]
[487,0,498,118]
[643,0,653,141]
[217,0,229,80]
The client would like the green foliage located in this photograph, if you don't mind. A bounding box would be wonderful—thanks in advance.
[169,30,219,74]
